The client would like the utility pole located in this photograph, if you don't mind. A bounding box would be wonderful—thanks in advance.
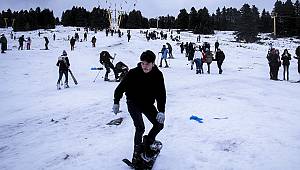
[271,12,277,37]
[4,18,8,28]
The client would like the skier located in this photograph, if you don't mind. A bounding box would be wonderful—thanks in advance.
[0,34,7,53]
[91,36,96,47]
[158,45,169,68]
[56,50,70,90]
[53,33,56,41]
[215,48,225,74]
[113,50,166,165]
[44,37,49,50]
[99,51,118,81]
[281,49,291,81]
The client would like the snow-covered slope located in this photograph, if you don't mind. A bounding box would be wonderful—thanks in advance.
[0,27,300,170]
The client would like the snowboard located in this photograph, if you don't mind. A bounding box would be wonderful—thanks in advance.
[122,140,162,170]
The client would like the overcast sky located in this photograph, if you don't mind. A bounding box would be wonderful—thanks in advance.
[0,0,279,18]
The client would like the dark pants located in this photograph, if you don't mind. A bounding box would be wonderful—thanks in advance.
[207,63,211,74]
[269,64,279,80]
[159,58,168,67]
[298,61,300,74]
[104,62,117,80]
[283,65,289,80]
[127,101,164,146]
[57,70,68,84]
[18,43,23,50]
[217,61,223,74]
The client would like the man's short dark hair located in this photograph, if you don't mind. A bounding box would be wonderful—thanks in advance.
[140,50,156,63]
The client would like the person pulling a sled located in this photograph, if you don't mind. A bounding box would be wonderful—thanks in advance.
[113,50,166,165]
[56,50,70,89]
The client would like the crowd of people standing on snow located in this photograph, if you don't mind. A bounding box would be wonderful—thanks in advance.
[267,46,300,82]
[180,41,225,74]
[1,28,300,86]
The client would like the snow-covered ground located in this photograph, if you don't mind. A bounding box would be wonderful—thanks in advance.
[1,26,300,170]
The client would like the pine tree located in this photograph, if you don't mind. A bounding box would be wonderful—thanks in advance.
[259,9,272,33]
[176,9,189,30]
[189,7,198,31]
[295,0,300,36]
[236,4,259,42]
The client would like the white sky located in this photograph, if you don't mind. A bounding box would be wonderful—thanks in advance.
[0,0,278,18]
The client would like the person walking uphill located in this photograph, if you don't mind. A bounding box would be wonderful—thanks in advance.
[56,50,70,90]
[113,50,166,166]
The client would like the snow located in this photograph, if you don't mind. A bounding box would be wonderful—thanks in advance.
[1,26,300,170]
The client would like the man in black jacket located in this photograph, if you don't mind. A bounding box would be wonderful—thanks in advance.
[215,48,225,74]
[113,50,166,165]
[56,50,70,89]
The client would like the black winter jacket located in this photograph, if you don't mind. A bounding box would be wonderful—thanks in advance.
[114,63,166,113]
[56,56,70,71]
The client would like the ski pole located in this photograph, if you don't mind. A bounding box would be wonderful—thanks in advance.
[93,70,101,82]
[112,53,116,63]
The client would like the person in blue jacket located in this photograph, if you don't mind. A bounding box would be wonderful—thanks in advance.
[158,45,169,68]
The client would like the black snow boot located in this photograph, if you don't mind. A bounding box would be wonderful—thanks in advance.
[141,135,156,162]
[132,144,143,165]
